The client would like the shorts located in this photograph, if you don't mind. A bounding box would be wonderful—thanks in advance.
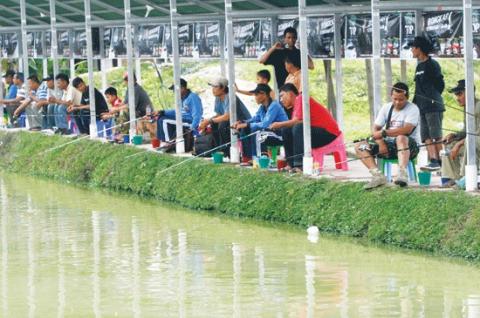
[371,137,419,160]
[420,112,443,142]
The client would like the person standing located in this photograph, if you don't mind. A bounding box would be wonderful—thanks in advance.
[259,27,314,89]
[410,36,445,171]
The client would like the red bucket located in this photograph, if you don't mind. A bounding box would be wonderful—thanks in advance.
[277,158,288,171]
[151,138,161,148]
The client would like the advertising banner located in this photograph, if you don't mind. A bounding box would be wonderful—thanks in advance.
[27,31,43,58]
[380,13,400,58]
[400,12,416,59]
[233,19,271,58]
[424,11,463,58]
[57,30,71,58]
[136,24,164,57]
[195,22,221,58]
[307,16,335,58]
[178,24,194,57]
[0,33,19,58]
[72,28,100,58]
[104,27,127,58]
[344,14,372,59]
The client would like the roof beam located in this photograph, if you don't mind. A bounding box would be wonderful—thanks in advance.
[0,16,17,26]
[242,0,278,9]
[0,4,47,25]
[26,3,73,23]
[90,0,140,17]
[55,1,102,20]
[130,0,170,14]
[187,0,224,13]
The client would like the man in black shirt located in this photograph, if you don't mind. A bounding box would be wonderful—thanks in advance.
[259,27,314,89]
[71,77,111,137]
[410,36,445,171]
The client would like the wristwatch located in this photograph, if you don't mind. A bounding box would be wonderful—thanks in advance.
[381,129,387,138]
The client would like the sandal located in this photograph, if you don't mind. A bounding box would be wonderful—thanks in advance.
[289,167,303,174]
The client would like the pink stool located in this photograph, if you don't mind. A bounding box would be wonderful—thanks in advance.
[312,132,349,172]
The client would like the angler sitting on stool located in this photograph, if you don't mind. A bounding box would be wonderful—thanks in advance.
[355,82,420,189]
[440,80,480,188]
[154,78,203,142]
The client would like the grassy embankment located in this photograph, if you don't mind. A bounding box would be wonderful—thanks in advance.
[1,131,479,261]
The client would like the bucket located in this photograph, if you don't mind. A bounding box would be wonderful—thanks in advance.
[123,134,130,144]
[151,138,161,148]
[258,156,270,169]
[277,158,288,171]
[132,135,143,145]
[418,171,431,186]
[212,152,224,164]
[267,146,279,167]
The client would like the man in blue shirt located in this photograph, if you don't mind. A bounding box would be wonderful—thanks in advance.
[233,84,288,161]
[0,72,26,127]
[155,78,203,142]
[1,70,16,125]
[199,76,252,157]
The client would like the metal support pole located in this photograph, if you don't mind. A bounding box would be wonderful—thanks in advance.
[43,58,48,78]
[225,0,239,162]
[49,0,60,108]
[20,0,29,85]
[400,60,407,83]
[463,0,478,191]
[170,0,185,154]
[271,17,279,97]
[84,0,97,138]
[0,59,4,128]
[384,59,393,102]
[124,0,137,139]
[219,22,226,76]
[135,59,142,85]
[70,58,75,78]
[334,13,344,131]
[101,59,108,92]
[371,0,382,118]
[415,10,423,36]
[299,0,313,175]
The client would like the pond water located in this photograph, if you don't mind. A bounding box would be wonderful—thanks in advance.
[0,173,479,317]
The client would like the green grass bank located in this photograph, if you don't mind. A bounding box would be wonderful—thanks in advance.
[1,131,480,261]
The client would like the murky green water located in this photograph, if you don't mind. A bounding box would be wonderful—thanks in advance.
[0,173,480,317]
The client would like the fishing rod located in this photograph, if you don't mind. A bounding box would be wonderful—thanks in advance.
[384,84,476,118]
[39,116,146,154]
[149,130,260,176]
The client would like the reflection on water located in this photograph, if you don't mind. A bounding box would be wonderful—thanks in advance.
[0,173,480,317]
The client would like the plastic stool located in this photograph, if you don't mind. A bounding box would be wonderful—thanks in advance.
[311,132,349,172]
[379,158,417,182]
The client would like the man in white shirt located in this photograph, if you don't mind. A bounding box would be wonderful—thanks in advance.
[355,82,420,189]
[48,73,82,134]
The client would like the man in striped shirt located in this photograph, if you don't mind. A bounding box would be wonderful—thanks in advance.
[14,75,48,131]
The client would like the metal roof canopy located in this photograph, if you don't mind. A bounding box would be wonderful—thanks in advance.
[1,0,478,191]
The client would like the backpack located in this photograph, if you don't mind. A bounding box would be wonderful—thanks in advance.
[193,133,215,157]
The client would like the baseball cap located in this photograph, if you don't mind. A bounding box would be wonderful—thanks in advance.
[249,83,272,95]
[168,78,187,90]
[15,72,24,82]
[408,36,433,54]
[2,69,15,78]
[449,80,466,94]
[208,76,228,87]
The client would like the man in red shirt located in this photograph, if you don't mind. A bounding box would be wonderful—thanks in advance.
[270,83,340,171]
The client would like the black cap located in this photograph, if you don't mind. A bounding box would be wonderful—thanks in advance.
[449,80,466,94]
[2,69,15,78]
[43,74,54,81]
[249,83,272,95]
[408,36,433,54]
[169,78,187,90]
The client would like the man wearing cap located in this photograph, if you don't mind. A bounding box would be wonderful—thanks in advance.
[440,80,480,187]
[198,76,251,157]
[13,75,48,131]
[0,72,27,127]
[154,78,203,142]
[410,35,445,172]
[232,84,288,162]
[269,83,342,173]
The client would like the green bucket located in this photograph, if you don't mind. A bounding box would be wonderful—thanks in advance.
[212,152,224,164]
[418,171,431,186]
[267,146,280,167]
[258,156,270,169]
[132,135,143,145]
